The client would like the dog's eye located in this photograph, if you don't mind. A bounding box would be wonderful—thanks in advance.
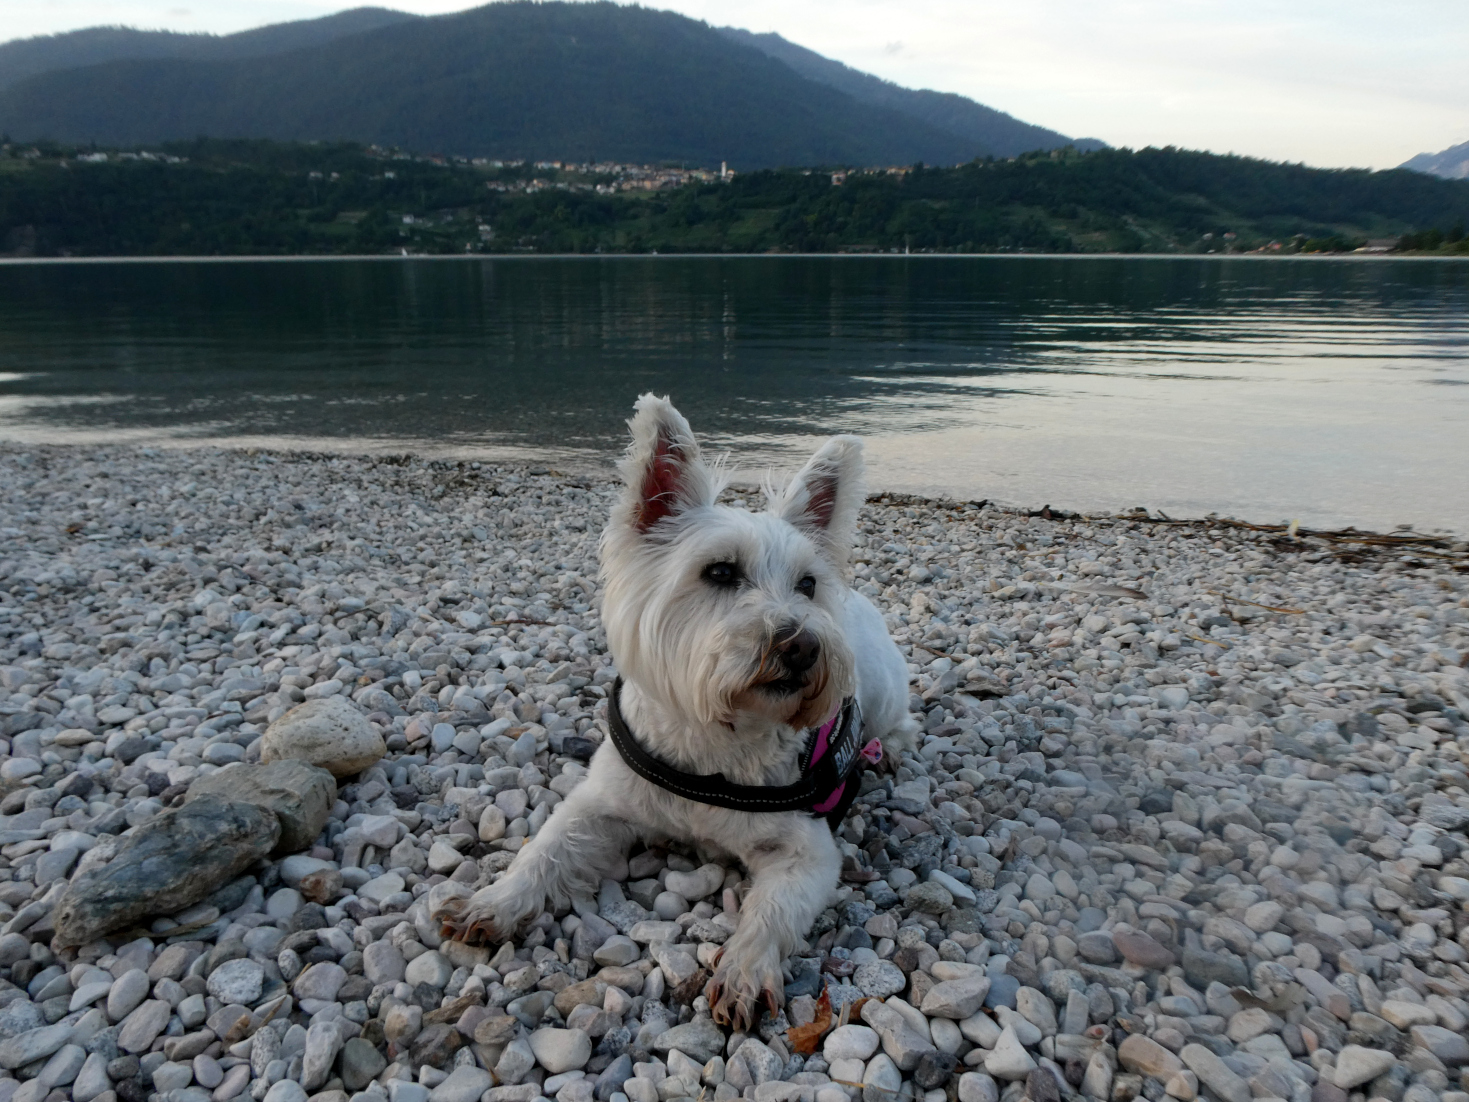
[796,575,816,599]
[703,562,739,588]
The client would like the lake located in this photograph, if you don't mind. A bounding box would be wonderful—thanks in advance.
[1,255,1466,534]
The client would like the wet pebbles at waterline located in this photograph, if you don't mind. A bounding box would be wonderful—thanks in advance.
[0,445,1467,1102]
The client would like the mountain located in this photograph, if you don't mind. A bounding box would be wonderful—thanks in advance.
[0,3,1002,169]
[0,9,417,90]
[0,2,1101,168]
[1402,140,1469,181]
[718,27,1102,158]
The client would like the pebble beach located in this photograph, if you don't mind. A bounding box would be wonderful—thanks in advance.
[1,445,1468,1102]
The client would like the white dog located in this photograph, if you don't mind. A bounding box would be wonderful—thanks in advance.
[434,394,918,1029]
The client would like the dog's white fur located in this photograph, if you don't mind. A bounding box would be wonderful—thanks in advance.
[433,394,918,1028]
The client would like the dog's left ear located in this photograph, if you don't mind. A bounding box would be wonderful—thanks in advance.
[616,393,718,535]
[775,435,864,566]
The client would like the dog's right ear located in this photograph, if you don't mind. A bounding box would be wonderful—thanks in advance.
[616,394,715,534]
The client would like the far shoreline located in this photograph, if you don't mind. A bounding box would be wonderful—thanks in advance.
[5,252,1469,265]
[2,439,1464,554]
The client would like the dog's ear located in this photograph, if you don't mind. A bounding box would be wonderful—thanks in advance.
[617,394,716,534]
[775,435,864,565]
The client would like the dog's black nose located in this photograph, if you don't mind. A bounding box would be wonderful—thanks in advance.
[777,629,821,675]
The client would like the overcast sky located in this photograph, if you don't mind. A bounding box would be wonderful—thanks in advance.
[8,0,1467,169]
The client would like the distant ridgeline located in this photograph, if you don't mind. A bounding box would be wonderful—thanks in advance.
[3,139,1469,258]
[0,2,1092,170]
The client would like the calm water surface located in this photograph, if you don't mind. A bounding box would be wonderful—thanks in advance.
[1,256,1466,533]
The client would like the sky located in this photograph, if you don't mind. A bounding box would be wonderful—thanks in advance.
[6,0,1467,169]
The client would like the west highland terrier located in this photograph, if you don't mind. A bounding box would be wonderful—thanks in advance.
[433,394,919,1029]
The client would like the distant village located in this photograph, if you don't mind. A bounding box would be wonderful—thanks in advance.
[363,146,736,193]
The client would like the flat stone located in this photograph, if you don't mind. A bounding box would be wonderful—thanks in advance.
[52,795,280,947]
[73,1052,111,1102]
[593,935,640,967]
[1407,1025,1469,1066]
[853,960,906,998]
[301,1020,343,1090]
[364,940,407,985]
[1014,987,1057,1036]
[529,1027,592,1073]
[863,1053,902,1102]
[429,1066,494,1102]
[1181,1043,1249,1102]
[1112,928,1174,971]
[1332,1046,1396,1088]
[860,1002,934,1071]
[206,959,264,1005]
[1182,943,1248,990]
[982,1025,1036,1080]
[279,854,335,889]
[292,962,347,1002]
[1243,902,1284,933]
[261,697,385,778]
[118,1000,172,1054]
[906,881,954,914]
[186,759,336,854]
[107,969,150,1022]
[663,865,724,902]
[824,1025,880,1062]
[0,1024,73,1070]
[985,975,1020,1010]
[192,1054,223,1089]
[1377,1000,1435,1029]
[921,976,990,1020]
[358,872,406,903]
[958,1072,999,1102]
[652,1016,725,1064]
[341,1036,388,1091]
[153,1060,194,1092]
[1226,1008,1272,1043]
[1118,1035,1183,1079]
[264,1081,308,1102]
[405,951,452,989]
[1076,931,1117,964]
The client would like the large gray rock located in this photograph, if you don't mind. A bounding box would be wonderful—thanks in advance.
[1181,1043,1250,1102]
[52,795,280,948]
[0,1024,73,1069]
[1332,1046,1396,1089]
[652,1015,725,1064]
[921,976,991,1020]
[1408,1026,1469,1066]
[261,697,385,778]
[528,1027,591,1073]
[186,759,336,854]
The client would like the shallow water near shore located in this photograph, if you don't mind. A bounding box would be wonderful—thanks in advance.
[1,255,1466,533]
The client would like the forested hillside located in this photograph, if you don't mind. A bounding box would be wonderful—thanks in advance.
[0,9,415,90]
[3,140,1467,257]
[0,3,983,169]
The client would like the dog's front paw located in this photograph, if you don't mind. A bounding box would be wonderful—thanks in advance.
[434,883,514,945]
[705,946,783,1033]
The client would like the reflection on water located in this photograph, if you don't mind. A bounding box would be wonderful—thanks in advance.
[0,256,1466,532]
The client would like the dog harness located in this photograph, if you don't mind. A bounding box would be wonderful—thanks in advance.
[606,677,883,830]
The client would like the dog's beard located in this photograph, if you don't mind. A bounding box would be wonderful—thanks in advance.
[736,644,841,730]
[722,637,852,734]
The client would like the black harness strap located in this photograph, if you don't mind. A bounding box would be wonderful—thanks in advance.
[606,677,864,825]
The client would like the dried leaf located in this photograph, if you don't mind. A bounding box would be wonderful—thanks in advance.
[785,988,832,1055]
